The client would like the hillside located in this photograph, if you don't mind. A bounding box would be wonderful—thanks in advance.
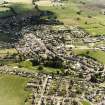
[0,0,105,36]
[37,0,105,36]
[0,0,105,105]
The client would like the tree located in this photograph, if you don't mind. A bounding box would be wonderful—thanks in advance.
[9,7,17,15]
[72,100,78,105]
[86,51,90,55]
[37,65,44,71]
[32,0,36,6]
[79,72,83,78]
[90,75,98,83]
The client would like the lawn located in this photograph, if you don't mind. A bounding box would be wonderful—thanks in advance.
[73,49,105,64]
[0,74,29,105]
[40,66,61,74]
[81,100,91,105]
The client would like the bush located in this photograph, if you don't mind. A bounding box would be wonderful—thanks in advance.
[76,17,81,21]
[72,100,78,105]
[31,59,39,66]
[88,15,92,18]
[37,65,44,70]
[90,75,98,83]
[85,21,88,24]
[76,11,82,15]
[76,87,82,94]
[79,72,83,78]
[19,60,32,68]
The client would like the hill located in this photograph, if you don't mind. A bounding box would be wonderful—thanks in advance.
[37,0,105,36]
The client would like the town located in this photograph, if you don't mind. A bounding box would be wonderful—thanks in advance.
[0,0,105,105]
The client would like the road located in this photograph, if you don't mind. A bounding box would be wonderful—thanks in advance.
[38,76,49,105]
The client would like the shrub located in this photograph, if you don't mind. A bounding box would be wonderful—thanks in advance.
[19,60,32,68]
[76,11,82,15]
[88,15,92,18]
[85,21,88,24]
[76,17,81,21]
[37,65,44,70]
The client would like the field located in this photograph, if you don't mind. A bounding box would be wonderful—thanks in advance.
[73,49,105,64]
[0,48,17,57]
[11,60,61,74]
[39,0,105,36]
[81,100,91,105]
[0,0,105,65]
[6,0,32,4]
[0,0,34,17]
[0,0,105,35]
[0,0,105,105]
[0,74,29,105]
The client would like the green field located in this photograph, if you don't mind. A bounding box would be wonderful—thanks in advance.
[0,0,105,36]
[0,74,29,105]
[0,2,34,17]
[73,49,105,64]
[39,0,105,36]
[16,60,61,74]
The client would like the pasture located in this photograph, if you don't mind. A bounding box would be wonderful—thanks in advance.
[39,0,105,36]
[0,74,29,105]
[73,49,105,64]
[0,0,105,35]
